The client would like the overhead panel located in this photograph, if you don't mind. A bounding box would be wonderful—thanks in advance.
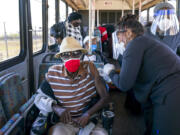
[64,0,79,10]
[141,0,163,10]
[73,0,86,9]
[135,0,163,10]
[95,0,131,10]
[65,0,163,11]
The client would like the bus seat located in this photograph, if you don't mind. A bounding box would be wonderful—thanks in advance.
[0,72,38,134]
[19,94,36,114]
[0,114,24,135]
[0,73,26,119]
[0,100,7,129]
[38,53,62,86]
[24,102,39,135]
[18,94,39,135]
[42,53,62,64]
[38,63,55,87]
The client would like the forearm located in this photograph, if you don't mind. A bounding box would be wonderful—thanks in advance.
[109,70,123,90]
[86,95,109,116]
[109,70,133,91]
[52,103,63,114]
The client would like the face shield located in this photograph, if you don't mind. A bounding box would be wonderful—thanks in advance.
[112,30,126,60]
[151,9,179,36]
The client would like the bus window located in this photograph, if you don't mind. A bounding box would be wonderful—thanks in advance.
[48,0,56,46]
[60,0,66,21]
[168,0,176,10]
[117,12,122,22]
[141,10,148,25]
[109,12,115,24]
[149,6,155,22]
[68,6,73,15]
[0,0,20,62]
[31,0,43,53]
[101,12,108,24]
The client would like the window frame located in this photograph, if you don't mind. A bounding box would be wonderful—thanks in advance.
[32,0,46,56]
[0,0,26,71]
[48,0,56,47]
[60,0,66,22]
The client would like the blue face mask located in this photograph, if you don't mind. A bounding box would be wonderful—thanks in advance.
[91,44,97,52]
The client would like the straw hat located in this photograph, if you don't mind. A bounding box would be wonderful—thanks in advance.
[55,37,87,58]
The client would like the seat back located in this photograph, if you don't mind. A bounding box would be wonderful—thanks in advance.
[0,100,7,128]
[38,53,62,86]
[0,73,26,119]
[38,63,55,86]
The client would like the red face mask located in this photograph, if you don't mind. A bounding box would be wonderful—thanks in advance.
[64,59,80,73]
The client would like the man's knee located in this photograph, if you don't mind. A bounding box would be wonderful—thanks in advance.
[48,123,77,135]
[91,127,108,135]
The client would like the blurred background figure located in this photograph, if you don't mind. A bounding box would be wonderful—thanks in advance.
[49,23,66,52]
[83,36,108,64]
[50,12,85,46]
[145,2,180,54]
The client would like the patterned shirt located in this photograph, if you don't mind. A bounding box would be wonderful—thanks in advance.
[46,62,97,116]
[66,22,83,46]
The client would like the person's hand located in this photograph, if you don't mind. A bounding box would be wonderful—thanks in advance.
[73,112,90,127]
[52,104,71,124]
[103,63,115,75]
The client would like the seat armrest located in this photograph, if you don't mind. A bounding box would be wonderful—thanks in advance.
[19,94,36,114]
[4,116,24,135]
[0,113,21,134]
[24,104,39,135]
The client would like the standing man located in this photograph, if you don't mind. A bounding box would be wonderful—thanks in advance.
[50,12,85,46]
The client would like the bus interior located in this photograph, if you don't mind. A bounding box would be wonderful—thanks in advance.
[0,0,179,134]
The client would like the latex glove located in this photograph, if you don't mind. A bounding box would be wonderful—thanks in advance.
[103,63,115,75]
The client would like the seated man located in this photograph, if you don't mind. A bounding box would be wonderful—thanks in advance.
[49,22,66,52]
[83,36,108,64]
[34,37,109,135]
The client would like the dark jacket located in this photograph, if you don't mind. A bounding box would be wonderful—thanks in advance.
[109,35,180,104]
[144,27,180,53]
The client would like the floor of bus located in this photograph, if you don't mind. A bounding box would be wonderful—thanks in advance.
[110,90,145,135]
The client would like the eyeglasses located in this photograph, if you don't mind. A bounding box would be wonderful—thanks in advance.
[60,50,82,59]
[117,29,127,34]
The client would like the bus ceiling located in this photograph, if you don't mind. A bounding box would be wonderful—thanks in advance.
[64,0,164,11]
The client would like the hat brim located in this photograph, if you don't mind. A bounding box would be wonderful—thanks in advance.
[55,48,88,58]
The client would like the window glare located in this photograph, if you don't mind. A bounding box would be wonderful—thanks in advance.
[48,0,56,46]
[31,0,43,53]
[0,0,20,62]
[68,6,72,15]
[60,0,66,21]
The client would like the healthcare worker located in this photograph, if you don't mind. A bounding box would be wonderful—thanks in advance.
[103,18,180,135]
[83,36,108,63]
[144,2,180,53]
